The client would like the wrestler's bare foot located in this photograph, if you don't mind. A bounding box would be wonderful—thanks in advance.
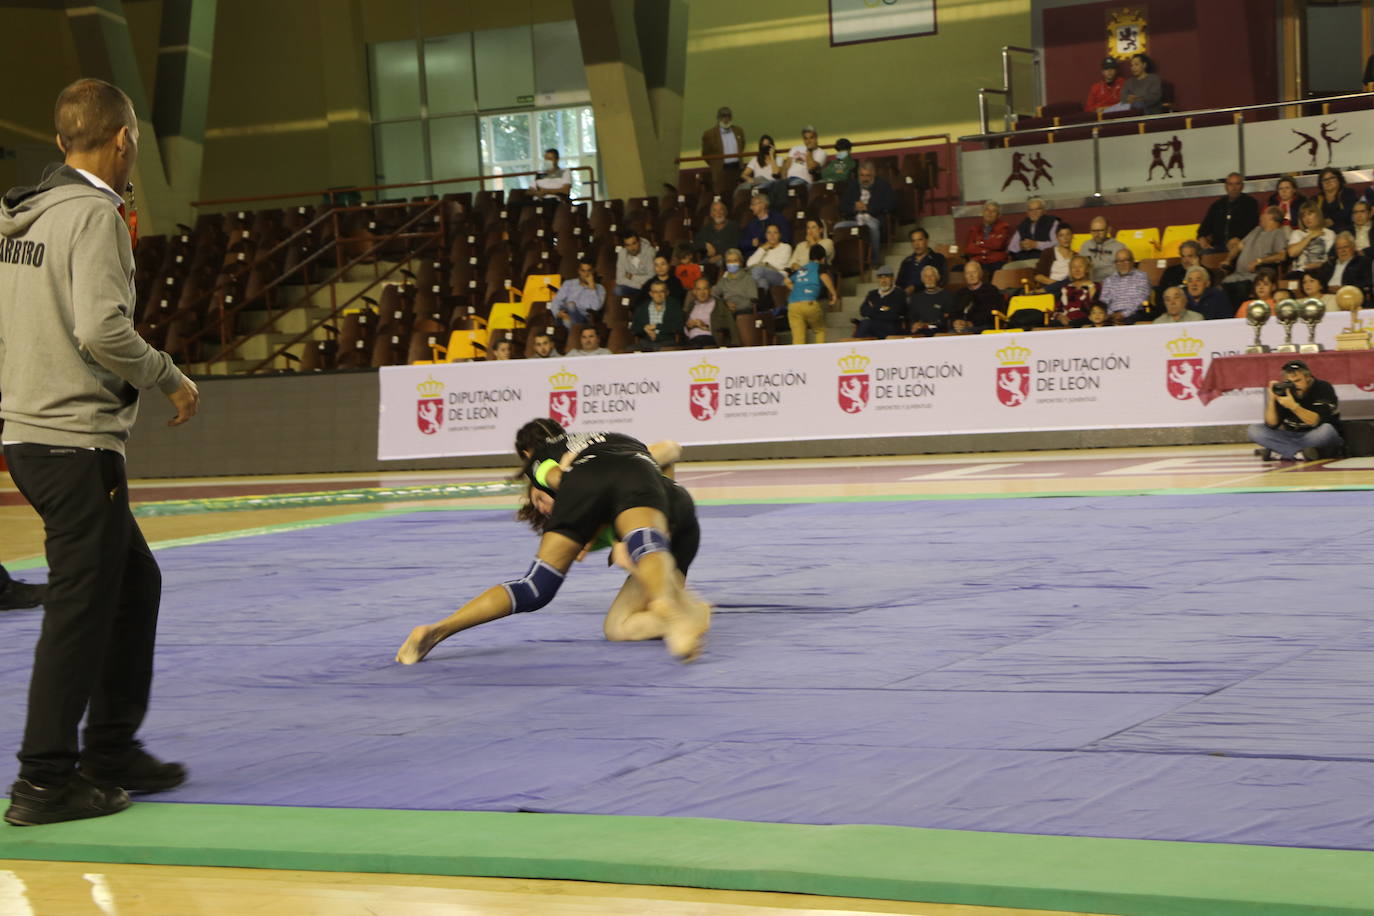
[396,625,442,665]
[654,597,708,662]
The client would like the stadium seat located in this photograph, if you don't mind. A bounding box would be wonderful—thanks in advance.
[511,272,561,306]
[440,329,486,362]
[996,293,1055,329]
[1138,257,1175,287]
[1039,101,1083,119]
[486,301,527,341]
[1160,224,1200,258]
[1116,228,1160,261]
[989,266,1036,293]
[832,227,868,279]
[1070,233,1091,252]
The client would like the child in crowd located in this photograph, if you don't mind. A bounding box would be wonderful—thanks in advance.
[673,243,702,292]
[783,244,837,345]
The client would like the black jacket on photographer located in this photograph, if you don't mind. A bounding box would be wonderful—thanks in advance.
[1272,378,1339,432]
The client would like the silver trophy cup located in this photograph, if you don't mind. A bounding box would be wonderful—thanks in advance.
[1274,298,1300,353]
[1298,297,1327,353]
[1244,301,1271,353]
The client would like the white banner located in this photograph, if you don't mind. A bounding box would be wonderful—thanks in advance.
[378,314,1374,460]
[1098,125,1239,192]
[829,0,936,46]
[1243,109,1374,177]
[961,140,1095,204]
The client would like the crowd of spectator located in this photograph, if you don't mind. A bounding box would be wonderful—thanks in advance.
[886,169,1374,339]
[462,101,1374,360]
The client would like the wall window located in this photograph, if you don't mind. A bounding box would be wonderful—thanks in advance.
[368,22,598,199]
[478,107,597,199]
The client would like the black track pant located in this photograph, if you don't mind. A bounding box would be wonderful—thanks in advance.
[4,444,161,787]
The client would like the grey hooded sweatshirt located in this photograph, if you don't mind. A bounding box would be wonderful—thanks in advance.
[0,164,185,454]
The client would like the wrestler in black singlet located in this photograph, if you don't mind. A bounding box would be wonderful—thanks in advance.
[528,431,671,547]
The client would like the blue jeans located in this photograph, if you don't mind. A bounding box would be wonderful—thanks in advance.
[751,265,785,290]
[1248,422,1343,459]
[770,177,810,208]
[834,213,882,266]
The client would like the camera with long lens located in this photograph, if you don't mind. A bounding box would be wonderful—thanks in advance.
[1271,380,1297,396]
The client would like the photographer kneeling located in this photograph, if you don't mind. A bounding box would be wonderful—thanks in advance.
[1248,359,1344,461]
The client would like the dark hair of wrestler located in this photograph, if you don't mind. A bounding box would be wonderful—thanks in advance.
[513,417,565,459]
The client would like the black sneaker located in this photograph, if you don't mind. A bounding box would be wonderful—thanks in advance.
[1301,447,1322,461]
[0,579,44,611]
[4,773,130,826]
[81,748,187,795]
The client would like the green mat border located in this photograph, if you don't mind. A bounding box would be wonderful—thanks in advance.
[0,803,1371,915]
[127,480,1374,517]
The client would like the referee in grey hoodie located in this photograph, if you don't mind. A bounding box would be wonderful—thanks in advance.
[0,79,200,826]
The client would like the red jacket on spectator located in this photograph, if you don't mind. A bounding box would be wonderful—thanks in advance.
[1085,77,1124,112]
[964,220,1012,269]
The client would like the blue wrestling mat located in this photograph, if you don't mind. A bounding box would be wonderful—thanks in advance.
[2,493,1373,853]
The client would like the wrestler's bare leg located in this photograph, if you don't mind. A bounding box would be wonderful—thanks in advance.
[613,507,708,660]
[604,573,713,644]
[603,576,663,641]
[396,531,581,664]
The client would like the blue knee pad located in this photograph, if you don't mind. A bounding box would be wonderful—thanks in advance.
[502,558,565,613]
[623,527,670,565]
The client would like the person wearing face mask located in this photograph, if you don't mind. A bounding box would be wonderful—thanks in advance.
[711,248,760,329]
[701,105,745,196]
[532,148,571,199]
[820,138,857,185]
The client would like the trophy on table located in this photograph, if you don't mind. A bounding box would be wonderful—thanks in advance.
[1273,298,1301,353]
[1244,301,1271,353]
[1334,285,1370,351]
[1298,298,1326,354]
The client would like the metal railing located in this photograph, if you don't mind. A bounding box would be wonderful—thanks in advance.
[242,203,446,374]
[957,91,1374,204]
[964,91,1374,145]
[144,199,445,373]
[189,166,599,212]
[675,133,958,211]
[977,45,1043,134]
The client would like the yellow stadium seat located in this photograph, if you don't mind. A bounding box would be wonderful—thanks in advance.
[1071,233,1091,252]
[511,273,562,306]
[1159,224,1200,258]
[441,329,486,362]
[996,293,1056,329]
[487,301,527,330]
[1116,228,1160,261]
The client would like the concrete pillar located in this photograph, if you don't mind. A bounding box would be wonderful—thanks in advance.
[318,0,374,192]
[153,0,217,222]
[573,0,686,201]
[637,0,687,191]
[65,0,217,232]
